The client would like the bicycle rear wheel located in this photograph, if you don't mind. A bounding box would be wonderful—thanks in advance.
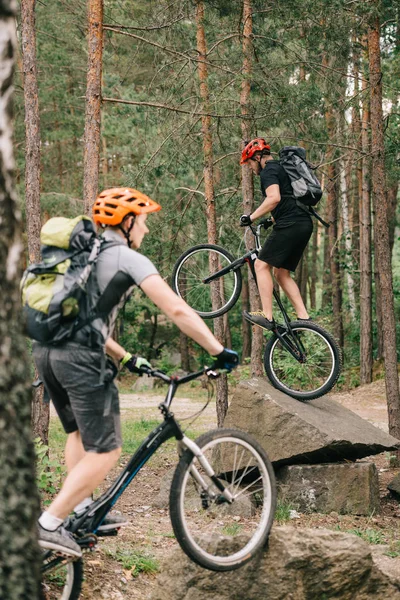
[40,555,83,600]
[264,321,342,401]
[169,429,276,571]
[171,244,242,319]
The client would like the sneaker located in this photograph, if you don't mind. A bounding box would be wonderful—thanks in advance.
[38,524,82,558]
[243,311,276,331]
[97,512,129,532]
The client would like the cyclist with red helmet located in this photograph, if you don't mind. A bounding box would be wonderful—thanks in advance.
[35,188,239,557]
[240,139,313,330]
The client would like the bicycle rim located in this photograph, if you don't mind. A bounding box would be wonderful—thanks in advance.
[266,326,336,398]
[170,430,275,570]
[173,246,241,318]
[41,556,83,600]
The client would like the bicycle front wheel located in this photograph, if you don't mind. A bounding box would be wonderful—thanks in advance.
[264,321,342,401]
[40,555,83,600]
[171,244,242,319]
[169,429,276,571]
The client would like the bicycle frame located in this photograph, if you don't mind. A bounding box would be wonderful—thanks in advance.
[202,223,306,362]
[42,368,233,574]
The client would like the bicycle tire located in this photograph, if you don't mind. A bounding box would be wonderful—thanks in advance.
[169,428,276,571]
[171,244,242,319]
[264,321,342,401]
[40,557,83,600]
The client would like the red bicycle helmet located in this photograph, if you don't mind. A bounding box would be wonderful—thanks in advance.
[240,138,271,165]
[93,188,161,227]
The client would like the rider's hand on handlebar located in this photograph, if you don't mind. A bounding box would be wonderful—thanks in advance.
[211,348,239,372]
[240,214,252,227]
[121,353,152,375]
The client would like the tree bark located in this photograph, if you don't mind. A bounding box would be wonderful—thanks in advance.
[309,221,319,309]
[359,40,373,384]
[83,0,103,214]
[0,3,41,595]
[20,0,49,444]
[368,16,400,439]
[196,0,228,426]
[387,183,398,256]
[240,0,263,375]
[340,155,357,321]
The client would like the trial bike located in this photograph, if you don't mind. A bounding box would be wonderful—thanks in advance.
[171,219,342,401]
[41,365,276,599]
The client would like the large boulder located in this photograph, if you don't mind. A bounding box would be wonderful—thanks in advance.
[150,527,400,600]
[276,462,380,515]
[223,379,400,466]
[388,472,400,500]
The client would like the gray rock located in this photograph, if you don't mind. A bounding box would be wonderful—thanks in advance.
[131,375,155,392]
[224,379,400,466]
[150,527,400,600]
[388,472,400,499]
[276,462,380,515]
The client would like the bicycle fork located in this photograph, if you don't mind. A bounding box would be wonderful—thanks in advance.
[177,436,234,504]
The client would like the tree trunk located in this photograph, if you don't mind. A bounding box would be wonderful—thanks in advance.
[240,0,263,376]
[180,331,190,372]
[83,0,103,214]
[309,221,319,309]
[196,0,227,426]
[351,36,361,280]
[387,183,398,256]
[359,41,373,384]
[340,156,357,321]
[326,158,343,347]
[0,4,41,594]
[20,0,49,444]
[368,17,400,439]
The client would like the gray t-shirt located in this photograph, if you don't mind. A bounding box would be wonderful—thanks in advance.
[74,229,158,346]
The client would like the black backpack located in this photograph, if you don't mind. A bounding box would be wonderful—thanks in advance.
[279,146,323,207]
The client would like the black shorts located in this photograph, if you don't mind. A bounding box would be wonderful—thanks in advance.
[258,219,313,272]
[33,343,122,453]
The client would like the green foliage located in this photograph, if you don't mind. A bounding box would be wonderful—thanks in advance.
[34,437,64,494]
[121,417,160,455]
[275,500,297,524]
[106,547,159,577]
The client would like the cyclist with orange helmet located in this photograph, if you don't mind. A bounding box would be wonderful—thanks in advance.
[35,188,238,557]
[240,139,313,330]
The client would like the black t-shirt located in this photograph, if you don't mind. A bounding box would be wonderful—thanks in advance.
[260,161,312,226]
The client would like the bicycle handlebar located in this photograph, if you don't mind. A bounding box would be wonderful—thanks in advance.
[138,364,221,384]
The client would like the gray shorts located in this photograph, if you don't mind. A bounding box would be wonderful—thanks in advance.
[33,343,122,453]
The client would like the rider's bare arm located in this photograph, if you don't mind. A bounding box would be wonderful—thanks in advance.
[250,184,280,222]
[140,274,224,357]
[105,337,127,362]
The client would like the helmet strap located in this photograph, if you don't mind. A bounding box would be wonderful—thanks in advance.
[119,215,136,248]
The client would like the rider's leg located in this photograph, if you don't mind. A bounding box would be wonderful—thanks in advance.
[254,259,274,320]
[46,446,122,521]
[274,267,309,319]
[65,430,85,472]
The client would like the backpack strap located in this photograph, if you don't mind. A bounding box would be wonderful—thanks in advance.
[295,200,330,228]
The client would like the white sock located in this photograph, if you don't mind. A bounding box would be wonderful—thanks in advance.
[39,511,63,531]
[73,497,93,514]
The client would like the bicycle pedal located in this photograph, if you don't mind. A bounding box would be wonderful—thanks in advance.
[97,528,119,537]
[77,533,98,549]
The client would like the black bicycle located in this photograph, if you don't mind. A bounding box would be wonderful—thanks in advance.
[41,365,276,599]
[171,219,342,401]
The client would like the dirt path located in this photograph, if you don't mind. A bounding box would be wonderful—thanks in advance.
[54,381,400,599]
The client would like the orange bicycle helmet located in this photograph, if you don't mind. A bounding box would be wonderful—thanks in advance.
[93,188,161,227]
[240,138,270,164]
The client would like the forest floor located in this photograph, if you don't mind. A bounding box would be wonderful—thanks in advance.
[46,375,400,599]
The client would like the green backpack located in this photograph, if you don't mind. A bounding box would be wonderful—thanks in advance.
[21,215,117,345]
